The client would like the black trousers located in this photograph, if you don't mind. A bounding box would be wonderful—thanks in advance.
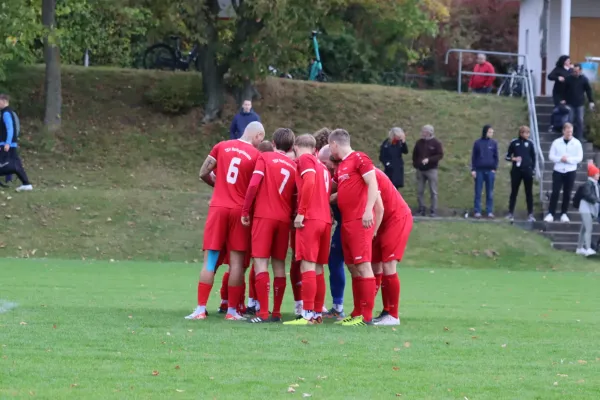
[548,170,577,215]
[0,147,30,185]
[508,168,534,214]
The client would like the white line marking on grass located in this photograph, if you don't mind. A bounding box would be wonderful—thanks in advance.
[0,300,18,314]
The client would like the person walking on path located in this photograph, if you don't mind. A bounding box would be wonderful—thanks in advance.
[471,125,498,218]
[548,55,572,107]
[412,125,444,217]
[505,126,536,222]
[575,163,600,257]
[544,123,583,223]
[379,127,408,189]
[469,53,495,94]
[229,99,261,140]
[563,64,595,141]
[0,94,32,192]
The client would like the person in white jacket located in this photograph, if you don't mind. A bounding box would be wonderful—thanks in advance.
[544,123,583,223]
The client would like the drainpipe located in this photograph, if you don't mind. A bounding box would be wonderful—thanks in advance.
[540,0,550,96]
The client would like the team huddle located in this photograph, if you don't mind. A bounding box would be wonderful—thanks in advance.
[185,121,413,326]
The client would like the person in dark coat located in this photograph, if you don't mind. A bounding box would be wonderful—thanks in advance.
[470,124,498,218]
[379,127,408,188]
[548,55,572,107]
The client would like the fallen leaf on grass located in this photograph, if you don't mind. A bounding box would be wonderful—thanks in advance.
[392,366,400,371]
[301,339,309,344]
[176,389,185,393]
[166,332,171,336]
[287,387,296,393]
[443,327,450,331]
[317,376,327,380]
[70,384,78,388]
[289,384,299,388]
[53,324,57,329]
[297,377,305,381]
[553,381,558,386]
[209,377,214,380]
[403,341,411,348]
[501,344,507,348]
[393,348,401,351]
[395,394,402,397]
[471,336,478,339]
[469,328,476,332]
[392,328,397,332]
[128,315,133,319]
[19,321,27,325]
[577,379,585,384]
[557,374,568,377]
[152,371,160,376]
[175,365,180,370]
[578,360,587,365]
[302,394,311,398]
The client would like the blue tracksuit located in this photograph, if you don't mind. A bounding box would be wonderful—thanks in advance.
[328,204,345,306]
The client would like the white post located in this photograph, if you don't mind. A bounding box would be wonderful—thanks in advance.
[560,0,571,56]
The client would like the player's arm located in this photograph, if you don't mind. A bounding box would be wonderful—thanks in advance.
[362,170,378,228]
[199,155,217,187]
[373,192,384,237]
[295,170,316,229]
[241,158,266,225]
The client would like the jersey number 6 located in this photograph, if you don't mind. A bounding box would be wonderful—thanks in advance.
[226,157,241,184]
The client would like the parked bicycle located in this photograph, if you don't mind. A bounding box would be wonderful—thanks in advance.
[143,36,200,71]
[497,64,526,97]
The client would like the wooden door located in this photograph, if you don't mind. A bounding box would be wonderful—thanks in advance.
[570,17,600,62]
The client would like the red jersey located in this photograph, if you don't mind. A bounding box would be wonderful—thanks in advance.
[334,151,375,222]
[296,153,332,224]
[375,168,410,222]
[208,139,259,209]
[253,151,297,222]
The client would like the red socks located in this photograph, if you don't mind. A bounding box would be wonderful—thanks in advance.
[360,277,377,322]
[272,277,287,318]
[229,285,244,314]
[254,272,270,319]
[375,273,383,295]
[301,271,317,310]
[351,277,362,317]
[219,272,230,310]
[383,273,401,319]
[290,260,302,301]
[248,265,256,300]
[315,273,326,313]
[197,282,213,307]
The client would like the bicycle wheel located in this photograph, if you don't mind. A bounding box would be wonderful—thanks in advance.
[143,43,177,71]
[497,80,508,96]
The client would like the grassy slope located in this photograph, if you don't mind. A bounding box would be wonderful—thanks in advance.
[0,66,549,262]
[1,260,600,399]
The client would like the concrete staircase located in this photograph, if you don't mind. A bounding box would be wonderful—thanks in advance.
[533,96,600,251]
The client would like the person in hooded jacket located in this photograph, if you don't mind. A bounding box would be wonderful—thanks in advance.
[548,55,572,106]
[471,125,498,218]
[379,127,408,189]
[229,100,261,140]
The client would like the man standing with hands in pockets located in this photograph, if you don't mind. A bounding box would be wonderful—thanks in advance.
[412,125,444,217]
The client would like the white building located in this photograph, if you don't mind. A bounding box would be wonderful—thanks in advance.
[518,0,600,96]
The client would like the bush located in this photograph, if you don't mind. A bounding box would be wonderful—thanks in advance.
[143,73,204,115]
[585,83,600,147]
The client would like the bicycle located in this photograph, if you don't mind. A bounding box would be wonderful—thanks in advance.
[497,64,526,97]
[143,36,200,71]
[308,31,328,82]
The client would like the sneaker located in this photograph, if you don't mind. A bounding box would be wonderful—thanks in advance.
[527,214,536,222]
[270,316,282,323]
[373,310,389,323]
[244,306,257,317]
[341,316,370,326]
[487,213,495,219]
[576,248,586,255]
[248,316,272,324]
[506,213,514,221]
[585,248,597,257]
[283,317,315,326]
[334,315,354,325]
[217,304,228,314]
[225,313,247,321]
[429,212,437,218]
[324,309,345,319]
[544,213,554,223]
[16,184,33,192]
[560,214,570,223]
[184,307,207,320]
[373,315,401,326]
[474,212,482,219]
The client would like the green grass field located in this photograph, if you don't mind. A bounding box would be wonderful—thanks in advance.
[2,252,600,399]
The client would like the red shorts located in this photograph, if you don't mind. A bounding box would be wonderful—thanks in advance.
[295,219,332,264]
[341,219,375,265]
[251,217,291,260]
[214,246,252,270]
[372,213,413,263]
[203,206,251,252]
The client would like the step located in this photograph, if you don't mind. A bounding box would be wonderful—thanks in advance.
[542,231,600,243]
[542,169,588,181]
[535,103,555,111]
[534,220,600,233]
[535,96,555,105]
[550,242,600,253]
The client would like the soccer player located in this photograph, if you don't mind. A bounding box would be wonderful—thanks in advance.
[317,144,346,318]
[185,121,265,321]
[329,128,382,326]
[371,168,413,326]
[284,134,332,325]
[241,128,297,323]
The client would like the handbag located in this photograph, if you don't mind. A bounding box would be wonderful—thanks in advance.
[0,151,16,176]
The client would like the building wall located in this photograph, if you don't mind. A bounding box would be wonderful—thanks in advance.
[518,0,546,95]
[572,0,600,17]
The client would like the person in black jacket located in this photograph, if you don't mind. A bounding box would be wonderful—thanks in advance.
[563,64,595,141]
[548,55,571,106]
[379,127,408,189]
[505,126,536,222]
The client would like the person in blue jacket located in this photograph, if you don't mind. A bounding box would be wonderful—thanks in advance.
[0,94,32,192]
[229,100,261,140]
[471,125,498,218]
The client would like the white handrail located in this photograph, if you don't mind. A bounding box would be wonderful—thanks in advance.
[445,49,545,202]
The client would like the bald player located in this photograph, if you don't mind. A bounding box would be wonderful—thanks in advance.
[186,121,265,321]
[318,145,346,318]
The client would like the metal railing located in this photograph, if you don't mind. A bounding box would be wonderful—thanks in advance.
[445,49,545,201]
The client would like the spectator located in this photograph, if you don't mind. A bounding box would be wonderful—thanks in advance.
[229,99,261,140]
[469,53,495,94]
[548,55,571,106]
[563,64,595,141]
[544,123,583,223]
[379,127,408,189]
[575,163,600,256]
[0,94,32,192]
[505,126,536,222]
[471,125,498,218]
[412,124,444,217]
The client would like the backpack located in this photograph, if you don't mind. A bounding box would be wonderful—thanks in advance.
[572,184,586,209]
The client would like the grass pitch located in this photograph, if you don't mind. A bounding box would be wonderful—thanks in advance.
[1,259,599,399]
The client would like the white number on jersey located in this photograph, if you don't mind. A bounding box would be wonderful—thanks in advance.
[226,157,241,184]
[279,168,291,194]
[324,169,330,193]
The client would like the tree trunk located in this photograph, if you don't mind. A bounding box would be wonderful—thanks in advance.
[234,79,260,106]
[42,0,62,132]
